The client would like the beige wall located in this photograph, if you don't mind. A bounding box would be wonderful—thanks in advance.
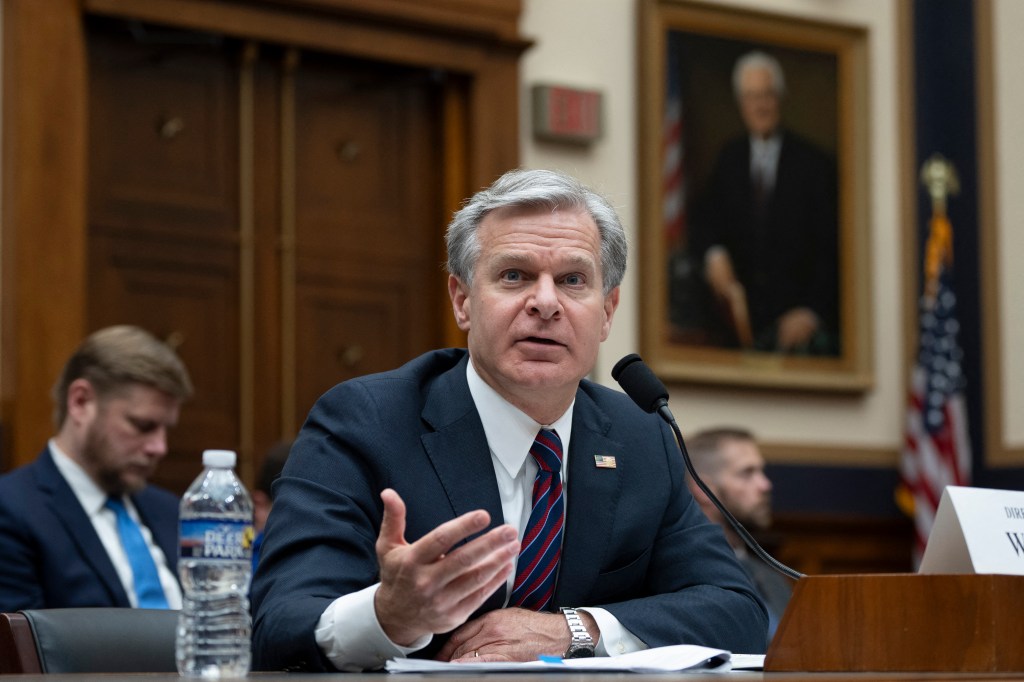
[992,0,1024,448]
[524,0,1003,466]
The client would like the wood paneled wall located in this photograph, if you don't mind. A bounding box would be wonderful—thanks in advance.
[0,0,526,480]
[770,513,914,576]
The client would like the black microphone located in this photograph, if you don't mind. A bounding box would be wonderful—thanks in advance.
[610,353,669,414]
[611,353,804,581]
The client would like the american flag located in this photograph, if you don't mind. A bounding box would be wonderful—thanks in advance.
[662,33,685,246]
[900,210,972,566]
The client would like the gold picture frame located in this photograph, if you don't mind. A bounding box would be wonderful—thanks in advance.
[638,0,872,391]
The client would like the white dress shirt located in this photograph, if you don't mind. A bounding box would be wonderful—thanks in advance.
[314,361,644,670]
[749,132,782,196]
[49,439,183,609]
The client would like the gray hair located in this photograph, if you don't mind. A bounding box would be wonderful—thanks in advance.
[732,50,786,100]
[52,325,193,427]
[445,168,628,295]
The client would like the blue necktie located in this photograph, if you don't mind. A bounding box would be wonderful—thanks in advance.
[105,496,169,609]
[510,429,564,611]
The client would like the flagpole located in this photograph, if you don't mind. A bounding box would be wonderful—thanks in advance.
[901,153,972,567]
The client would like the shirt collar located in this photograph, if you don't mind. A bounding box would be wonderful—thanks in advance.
[49,438,110,516]
[750,132,782,158]
[465,359,574,480]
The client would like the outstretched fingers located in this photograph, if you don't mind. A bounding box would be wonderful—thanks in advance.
[374,489,519,645]
[377,488,409,554]
[408,507,493,565]
[439,525,518,603]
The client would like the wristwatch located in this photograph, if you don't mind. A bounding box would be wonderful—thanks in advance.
[560,607,596,658]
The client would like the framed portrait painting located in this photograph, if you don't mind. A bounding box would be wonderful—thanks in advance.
[638,0,872,391]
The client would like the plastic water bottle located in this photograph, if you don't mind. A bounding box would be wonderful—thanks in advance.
[176,449,254,677]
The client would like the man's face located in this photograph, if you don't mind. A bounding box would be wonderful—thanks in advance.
[80,383,181,495]
[738,65,781,139]
[449,206,619,418]
[712,438,773,529]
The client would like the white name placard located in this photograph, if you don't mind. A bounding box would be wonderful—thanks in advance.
[919,485,1024,574]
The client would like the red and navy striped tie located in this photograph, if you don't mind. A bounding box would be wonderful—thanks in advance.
[510,428,564,611]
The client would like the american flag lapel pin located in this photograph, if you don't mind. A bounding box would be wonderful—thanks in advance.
[594,455,617,469]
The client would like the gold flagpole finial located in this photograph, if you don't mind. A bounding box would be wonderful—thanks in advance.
[919,153,959,307]
[920,153,960,216]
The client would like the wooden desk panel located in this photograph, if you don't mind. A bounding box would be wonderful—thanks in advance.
[766,575,1024,673]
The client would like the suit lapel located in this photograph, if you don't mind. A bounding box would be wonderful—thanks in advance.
[37,449,131,607]
[420,357,504,524]
[554,389,623,608]
[420,421,505,525]
[419,357,506,613]
[133,492,178,575]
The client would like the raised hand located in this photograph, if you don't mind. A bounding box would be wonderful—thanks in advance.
[373,488,520,646]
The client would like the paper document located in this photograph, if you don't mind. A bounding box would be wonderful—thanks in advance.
[725,653,766,671]
[386,644,746,673]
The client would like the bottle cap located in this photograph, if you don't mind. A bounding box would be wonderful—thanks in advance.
[202,449,237,468]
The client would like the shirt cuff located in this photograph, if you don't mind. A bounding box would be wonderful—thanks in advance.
[577,607,647,657]
[704,245,728,266]
[314,583,432,671]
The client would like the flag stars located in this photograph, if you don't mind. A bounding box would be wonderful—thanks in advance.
[917,275,965,436]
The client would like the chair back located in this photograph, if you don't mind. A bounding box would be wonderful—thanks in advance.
[0,612,41,674]
[0,608,179,674]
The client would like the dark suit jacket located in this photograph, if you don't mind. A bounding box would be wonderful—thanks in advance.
[251,349,768,671]
[0,447,180,611]
[688,130,839,351]
[739,553,793,640]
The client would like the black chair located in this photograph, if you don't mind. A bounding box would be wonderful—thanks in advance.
[0,608,179,674]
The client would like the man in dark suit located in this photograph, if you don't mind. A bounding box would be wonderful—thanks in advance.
[251,169,768,672]
[685,427,792,640]
[0,325,193,611]
[685,50,839,354]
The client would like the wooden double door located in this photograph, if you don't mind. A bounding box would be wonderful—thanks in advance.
[86,19,448,490]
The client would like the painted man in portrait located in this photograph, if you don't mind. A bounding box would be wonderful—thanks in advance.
[680,50,839,355]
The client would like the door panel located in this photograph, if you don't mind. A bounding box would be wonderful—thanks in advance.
[86,21,445,489]
[87,233,240,491]
[294,273,418,416]
[88,24,239,235]
[290,56,444,422]
[88,21,242,492]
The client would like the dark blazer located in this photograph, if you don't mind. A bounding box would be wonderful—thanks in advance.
[688,129,839,351]
[251,349,768,671]
[0,447,180,611]
[739,553,793,641]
